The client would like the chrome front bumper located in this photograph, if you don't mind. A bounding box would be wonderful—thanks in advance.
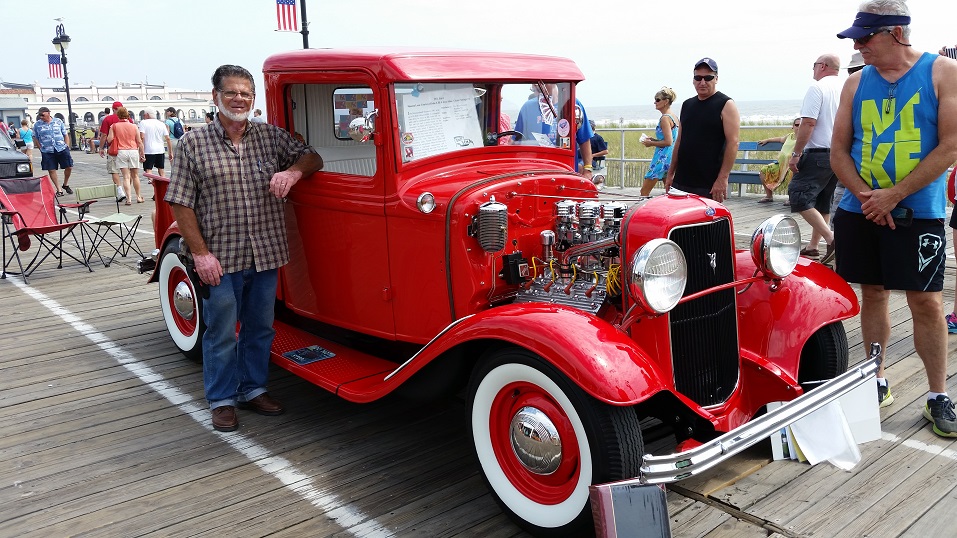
[610,343,880,487]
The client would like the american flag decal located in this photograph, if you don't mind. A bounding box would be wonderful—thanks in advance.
[48,54,63,79]
[276,0,299,32]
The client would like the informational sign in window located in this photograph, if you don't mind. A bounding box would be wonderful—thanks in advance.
[398,85,483,163]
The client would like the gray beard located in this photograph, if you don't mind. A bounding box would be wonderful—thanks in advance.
[214,97,249,123]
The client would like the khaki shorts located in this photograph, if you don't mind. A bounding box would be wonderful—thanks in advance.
[115,149,141,169]
[106,154,120,174]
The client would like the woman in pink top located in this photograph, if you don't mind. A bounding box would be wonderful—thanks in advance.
[107,107,146,204]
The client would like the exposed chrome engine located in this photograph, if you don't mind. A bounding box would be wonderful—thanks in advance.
[511,200,629,314]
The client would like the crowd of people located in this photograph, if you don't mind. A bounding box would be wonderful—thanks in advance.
[631,0,957,440]
[9,101,190,202]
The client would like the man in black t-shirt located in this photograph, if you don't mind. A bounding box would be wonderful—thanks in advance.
[665,58,740,202]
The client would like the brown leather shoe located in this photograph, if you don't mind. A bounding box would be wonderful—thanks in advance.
[211,406,239,432]
[238,393,285,416]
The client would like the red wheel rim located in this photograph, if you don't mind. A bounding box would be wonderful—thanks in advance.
[167,265,197,337]
[488,381,582,505]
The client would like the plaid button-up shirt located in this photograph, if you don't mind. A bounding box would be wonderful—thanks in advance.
[166,118,315,273]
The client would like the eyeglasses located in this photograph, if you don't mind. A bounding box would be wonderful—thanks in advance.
[813,62,827,69]
[220,90,255,101]
[654,98,664,102]
[693,75,716,82]
[853,29,890,45]
[885,82,897,114]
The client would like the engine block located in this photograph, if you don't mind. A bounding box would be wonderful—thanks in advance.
[513,272,609,314]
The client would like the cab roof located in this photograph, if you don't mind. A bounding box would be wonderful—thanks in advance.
[263,48,585,82]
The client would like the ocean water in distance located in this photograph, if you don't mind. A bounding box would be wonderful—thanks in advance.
[587,99,803,126]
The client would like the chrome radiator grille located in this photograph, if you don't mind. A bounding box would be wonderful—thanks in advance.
[668,218,739,406]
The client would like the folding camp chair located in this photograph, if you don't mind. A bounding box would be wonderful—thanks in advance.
[0,176,92,283]
[61,184,144,267]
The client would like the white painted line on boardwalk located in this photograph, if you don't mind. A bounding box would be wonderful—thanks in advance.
[882,432,957,460]
[10,277,394,537]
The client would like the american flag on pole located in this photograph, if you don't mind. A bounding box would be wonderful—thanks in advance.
[48,54,63,79]
[276,0,299,32]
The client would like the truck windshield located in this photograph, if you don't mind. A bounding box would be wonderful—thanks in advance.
[394,81,575,164]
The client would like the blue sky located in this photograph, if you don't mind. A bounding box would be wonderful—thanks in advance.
[3,0,954,110]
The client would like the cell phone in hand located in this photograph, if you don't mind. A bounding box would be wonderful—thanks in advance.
[890,206,913,227]
[945,47,957,60]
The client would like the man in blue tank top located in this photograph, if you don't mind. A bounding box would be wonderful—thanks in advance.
[831,1,957,438]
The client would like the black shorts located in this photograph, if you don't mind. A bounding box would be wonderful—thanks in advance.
[833,208,946,291]
[788,151,838,214]
[143,153,166,171]
[950,206,957,229]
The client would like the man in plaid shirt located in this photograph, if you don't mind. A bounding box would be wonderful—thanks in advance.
[167,64,323,432]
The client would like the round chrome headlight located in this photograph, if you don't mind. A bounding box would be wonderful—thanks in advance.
[751,215,801,278]
[416,192,436,213]
[629,239,687,314]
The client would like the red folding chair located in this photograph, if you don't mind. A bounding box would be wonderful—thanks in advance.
[0,176,92,283]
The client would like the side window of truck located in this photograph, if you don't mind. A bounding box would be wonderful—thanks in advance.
[287,84,377,177]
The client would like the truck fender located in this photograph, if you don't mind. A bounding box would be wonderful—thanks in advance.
[735,252,860,373]
[389,303,668,406]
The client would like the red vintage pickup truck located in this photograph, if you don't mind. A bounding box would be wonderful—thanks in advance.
[143,48,868,536]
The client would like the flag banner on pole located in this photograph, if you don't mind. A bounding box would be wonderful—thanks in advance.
[276,0,299,32]
[48,54,63,79]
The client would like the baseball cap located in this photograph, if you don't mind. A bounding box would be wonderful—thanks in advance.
[112,101,123,109]
[694,57,718,73]
[837,12,911,40]
[37,106,51,115]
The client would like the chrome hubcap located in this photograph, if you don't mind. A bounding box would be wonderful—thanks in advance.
[509,406,562,475]
[173,281,195,320]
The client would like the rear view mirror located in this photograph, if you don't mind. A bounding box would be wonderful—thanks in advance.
[349,109,377,142]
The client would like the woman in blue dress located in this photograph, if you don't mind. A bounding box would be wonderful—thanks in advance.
[17,120,34,160]
[640,87,679,197]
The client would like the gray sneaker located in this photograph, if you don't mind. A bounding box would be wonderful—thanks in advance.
[923,395,957,438]
[878,382,894,408]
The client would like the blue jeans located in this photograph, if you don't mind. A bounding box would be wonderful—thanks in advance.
[202,266,278,409]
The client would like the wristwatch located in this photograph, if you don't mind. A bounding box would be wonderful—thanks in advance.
[791,152,800,158]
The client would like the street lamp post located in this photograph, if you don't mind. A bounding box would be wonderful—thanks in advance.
[52,23,79,151]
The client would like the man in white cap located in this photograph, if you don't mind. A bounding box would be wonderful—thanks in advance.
[847,52,865,74]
